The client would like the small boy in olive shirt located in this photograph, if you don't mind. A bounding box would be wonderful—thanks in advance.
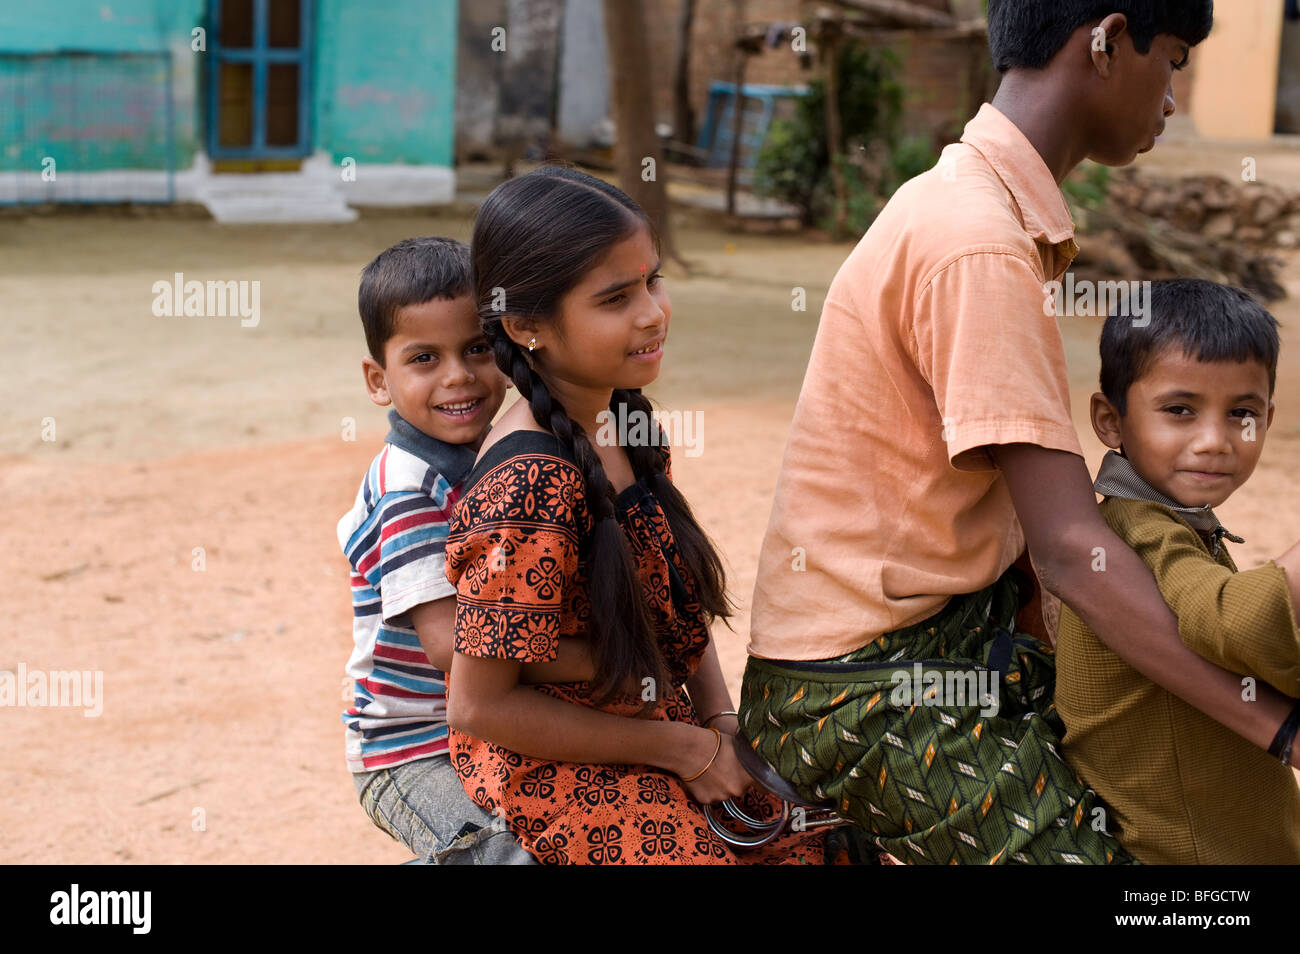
[1056,278,1300,864]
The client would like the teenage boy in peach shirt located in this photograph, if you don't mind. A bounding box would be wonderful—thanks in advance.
[739,0,1298,864]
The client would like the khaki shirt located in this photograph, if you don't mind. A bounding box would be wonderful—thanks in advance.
[1056,475,1300,865]
[749,103,1082,660]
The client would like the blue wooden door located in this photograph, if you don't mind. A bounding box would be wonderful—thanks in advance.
[207,0,313,159]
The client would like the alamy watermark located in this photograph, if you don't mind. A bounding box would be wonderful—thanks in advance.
[50,884,150,934]
[0,663,103,717]
[889,663,999,718]
[152,272,260,327]
[594,405,704,458]
[1044,274,1151,325]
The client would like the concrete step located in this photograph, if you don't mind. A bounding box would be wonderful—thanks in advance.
[198,174,358,224]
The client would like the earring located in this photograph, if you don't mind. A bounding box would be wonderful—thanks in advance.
[528,337,537,352]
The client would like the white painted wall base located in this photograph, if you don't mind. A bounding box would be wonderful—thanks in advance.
[336,162,457,206]
[0,151,458,222]
[0,168,180,204]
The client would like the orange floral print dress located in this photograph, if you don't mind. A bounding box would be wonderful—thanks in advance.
[444,430,828,865]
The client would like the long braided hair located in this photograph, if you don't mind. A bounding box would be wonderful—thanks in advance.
[472,165,732,702]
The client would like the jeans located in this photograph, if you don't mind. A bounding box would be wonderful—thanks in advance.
[353,755,537,865]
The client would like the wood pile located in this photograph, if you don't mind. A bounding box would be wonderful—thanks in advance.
[1073,169,1297,302]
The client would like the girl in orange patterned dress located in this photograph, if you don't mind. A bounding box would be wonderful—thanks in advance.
[442,165,835,864]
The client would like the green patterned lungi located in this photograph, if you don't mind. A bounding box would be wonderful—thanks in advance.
[739,567,1135,865]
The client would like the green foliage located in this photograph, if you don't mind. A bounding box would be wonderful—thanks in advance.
[1062,161,1112,217]
[752,109,824,222]
[753,44,938,236]
[886,134,939,194]
[833,157,885,236]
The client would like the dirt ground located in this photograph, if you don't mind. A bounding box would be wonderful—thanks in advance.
[3,149,1299,863]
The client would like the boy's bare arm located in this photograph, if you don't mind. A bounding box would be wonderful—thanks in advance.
[992,443,1297,752]
[409,598,596,684]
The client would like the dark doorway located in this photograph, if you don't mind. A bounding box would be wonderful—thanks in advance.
[207,0,313,162]
[1278,0,1300,133]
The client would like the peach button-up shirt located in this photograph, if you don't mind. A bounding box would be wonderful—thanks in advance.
[749,103,1083,661]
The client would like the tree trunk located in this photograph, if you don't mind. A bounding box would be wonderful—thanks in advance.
[603,0,683,268]
[498,0,564,178]
[725,54,749,217]
[724,0,750,217]
[822,34,848,239]
[671,0,698,148]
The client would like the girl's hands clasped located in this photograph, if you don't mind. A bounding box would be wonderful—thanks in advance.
[677,725,756,805]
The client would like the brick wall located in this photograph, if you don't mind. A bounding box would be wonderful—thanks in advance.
[457,2,1202,157]
[639,0,811,144]
[640,1,1199,152]
[640,0,990,150]
[861,31,993,147]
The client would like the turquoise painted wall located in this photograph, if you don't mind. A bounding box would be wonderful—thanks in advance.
[0,0,203,52]
[0,0,457,175]
[313,0,458,166]
[0,0,204,172]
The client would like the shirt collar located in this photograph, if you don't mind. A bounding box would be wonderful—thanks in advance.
[960,103,1077,249]
[1093,450,1244,557]
[384,409,480,486]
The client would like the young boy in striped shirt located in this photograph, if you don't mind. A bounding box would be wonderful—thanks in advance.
[339,237,592,864]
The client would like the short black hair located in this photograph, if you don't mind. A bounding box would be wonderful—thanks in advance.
[358,236,473,366]
[1100,278,1280,416]
[987,1,1213,73]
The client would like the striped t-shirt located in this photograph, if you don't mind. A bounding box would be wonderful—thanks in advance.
[337,410,480,773]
